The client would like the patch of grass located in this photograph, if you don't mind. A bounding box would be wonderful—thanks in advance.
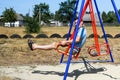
[0,38,120,66]
[0,26,120,66]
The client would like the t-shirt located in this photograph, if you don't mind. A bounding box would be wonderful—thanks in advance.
[74,27,87,48]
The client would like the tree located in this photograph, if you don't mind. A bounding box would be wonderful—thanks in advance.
[107,11,116,23]
[24,14,40,33]
[50,13,55,20]
[102,11,117,23]
[102,11,107,23]
[55,0,76,23]
[33,3,51,25]
[2,8,17,27]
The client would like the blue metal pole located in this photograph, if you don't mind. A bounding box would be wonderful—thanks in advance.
[63,0,85,80]
[62,60,113,63]
[111,0,120,23]
[60,0,79,64]
[94,0,114,62]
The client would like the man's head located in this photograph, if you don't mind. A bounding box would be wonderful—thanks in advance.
[74,19,84,28]
[79,20,84,27]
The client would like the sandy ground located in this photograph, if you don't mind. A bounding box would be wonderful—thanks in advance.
[0,63,120,80]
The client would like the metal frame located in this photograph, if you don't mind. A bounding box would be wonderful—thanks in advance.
[61,0,118,80]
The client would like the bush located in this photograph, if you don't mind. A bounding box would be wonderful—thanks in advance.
[24,16,40,33]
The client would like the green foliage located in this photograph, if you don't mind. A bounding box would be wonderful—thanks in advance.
[102,11,108,23]
[102,11,118,23]
[33,3,51,24]
[24,15,40,33]
[2,8,17,22]
[107,11,115,23]
[55,0,76,23]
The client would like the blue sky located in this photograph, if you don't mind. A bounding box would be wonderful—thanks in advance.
[0,0,120,16]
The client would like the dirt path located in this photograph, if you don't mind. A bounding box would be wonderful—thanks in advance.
[0,63,120,80]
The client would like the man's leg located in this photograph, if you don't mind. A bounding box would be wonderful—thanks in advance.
[32,42,57,50]
[28,39,64,51]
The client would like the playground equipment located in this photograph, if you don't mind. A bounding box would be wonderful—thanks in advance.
[56,0,120,80]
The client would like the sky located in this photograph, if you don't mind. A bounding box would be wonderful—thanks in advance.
[0,0,120,16]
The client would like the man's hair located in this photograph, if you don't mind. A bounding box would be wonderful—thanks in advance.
[74,17,78,20]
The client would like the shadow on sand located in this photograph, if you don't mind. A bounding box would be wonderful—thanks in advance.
[32,58,106,80]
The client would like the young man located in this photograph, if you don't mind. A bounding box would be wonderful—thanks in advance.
[28,20,87,56]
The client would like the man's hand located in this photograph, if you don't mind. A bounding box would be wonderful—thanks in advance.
[59,41,67,46]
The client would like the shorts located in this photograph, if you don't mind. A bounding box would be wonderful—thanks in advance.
[72,47,81,55]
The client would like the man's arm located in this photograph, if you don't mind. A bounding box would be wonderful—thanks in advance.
[60,36,81,46]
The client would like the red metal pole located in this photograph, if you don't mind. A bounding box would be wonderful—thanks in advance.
[88,0,100,55]
[81,0,90,19]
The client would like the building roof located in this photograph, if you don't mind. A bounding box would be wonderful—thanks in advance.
[83,13,100,22]
[83,13,91,21]
[16,13,23,21]
[0,13,23,21]
[0,16,3,20]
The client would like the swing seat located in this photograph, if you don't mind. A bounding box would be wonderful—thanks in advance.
[56,44,80,59]
[87,43,110,57]
[90,51,98,57]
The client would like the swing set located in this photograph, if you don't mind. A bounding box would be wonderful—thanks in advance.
[55,0,120,80]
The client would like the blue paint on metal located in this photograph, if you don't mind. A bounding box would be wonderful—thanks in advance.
[60,0,79,64]
[94,0,114,62]
[63,0,85,80]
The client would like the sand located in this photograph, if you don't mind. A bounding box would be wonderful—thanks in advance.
[0,63,120,80]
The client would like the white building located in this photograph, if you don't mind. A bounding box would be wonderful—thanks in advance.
[49,20,63,26]
[4,13,24,27]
